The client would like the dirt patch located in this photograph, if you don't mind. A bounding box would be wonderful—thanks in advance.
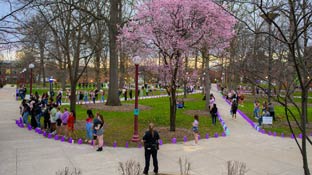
[183,110,209,117]
[80,103,152,112]
[157,127,194,143]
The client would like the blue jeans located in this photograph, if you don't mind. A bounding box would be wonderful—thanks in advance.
[86,122,93,140]
[35,113,42,128]
[254,108,259,118]
[23,111,29,125]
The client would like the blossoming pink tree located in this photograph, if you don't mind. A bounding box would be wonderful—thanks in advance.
[119,0,236,131]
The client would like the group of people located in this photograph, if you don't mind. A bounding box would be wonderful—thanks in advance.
[19,92,105,152]
[19,96,75,138]
[254,100,275,126]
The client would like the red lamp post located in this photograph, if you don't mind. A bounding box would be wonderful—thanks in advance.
[131,56,141,142]
[29,63,35,95]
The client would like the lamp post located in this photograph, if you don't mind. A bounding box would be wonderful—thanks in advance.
[261,12,279,104]
[28,63,35,95]
[49,77,54,97]
[131,56,141,142]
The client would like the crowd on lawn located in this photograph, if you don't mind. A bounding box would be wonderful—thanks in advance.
[18,89,105,151]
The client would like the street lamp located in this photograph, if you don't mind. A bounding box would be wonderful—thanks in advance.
[261,11,279,103]
[20,68,26,87]
[49,77,54,97]
[131,56,141,142]
[28,63,35,95]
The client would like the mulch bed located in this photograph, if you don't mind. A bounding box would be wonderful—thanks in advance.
[80,103,152,112]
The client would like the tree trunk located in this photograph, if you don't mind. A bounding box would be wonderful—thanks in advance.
[69,83,77,114]
[169,86,176,132]
[183,55,188,98]
[39,41,46,87]
[202,48,211,111]
[106,0,121,106]
[95,50,101,90]
[301,87,310,175]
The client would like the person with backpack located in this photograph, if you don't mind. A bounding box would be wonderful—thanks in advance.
[142,123,160,175]
[231,99,238,119]
[210,104,218,125]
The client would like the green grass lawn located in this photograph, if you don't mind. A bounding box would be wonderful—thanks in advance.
[238,94,312,136]
[64,93,223,147]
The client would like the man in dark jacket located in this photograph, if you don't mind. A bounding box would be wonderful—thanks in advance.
[142,123,160,175]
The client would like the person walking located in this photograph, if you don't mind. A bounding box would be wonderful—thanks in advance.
[210,104,218,125]
[142,123,160,175]
[231,99,238,119]
[94,113,104,151]
[192,115,199,145]
[129,89,133,100]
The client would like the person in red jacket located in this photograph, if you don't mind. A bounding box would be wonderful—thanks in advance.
[67,110,75,138]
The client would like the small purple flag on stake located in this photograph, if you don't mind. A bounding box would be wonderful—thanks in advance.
[222,132,226,137]
[172,138,177,144]
[48,133,52,139]
[16,120,19,125]
[68,137,73,143]
[281,133,284,138]
[273,132,277,137]
[198,134,201,140]
[291,134,295,139]
[138,143,142,148]
[205,133,209,139]
[214,133,219,138]
[77,138,83,144]
[54,135,59,140]
[19,117,23,124]
[61,136,65,142]
[43,131,47,137]
[27,124,32,130]
[298,134,302,139]
[159,139,163,145]
[125,142,129,148]
[113,141,117,148]
[183,136,187,142]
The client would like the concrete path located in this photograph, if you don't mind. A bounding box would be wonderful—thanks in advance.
[0,84,311,175]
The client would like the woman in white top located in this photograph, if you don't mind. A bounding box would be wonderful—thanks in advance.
[192,115,199,145]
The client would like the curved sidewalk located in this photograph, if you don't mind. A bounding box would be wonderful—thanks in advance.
[0,85,311,175]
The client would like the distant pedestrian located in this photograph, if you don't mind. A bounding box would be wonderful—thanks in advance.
[124,89,128,101]
[231,99,238,119]
[100,90,105,103]
[129,89,133,99]
[192,115,199,145]
[254,100,260,119]
[210,104,218,125]
[142,123,160,175]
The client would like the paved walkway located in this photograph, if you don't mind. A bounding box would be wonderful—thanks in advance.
[0,84,311,175]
